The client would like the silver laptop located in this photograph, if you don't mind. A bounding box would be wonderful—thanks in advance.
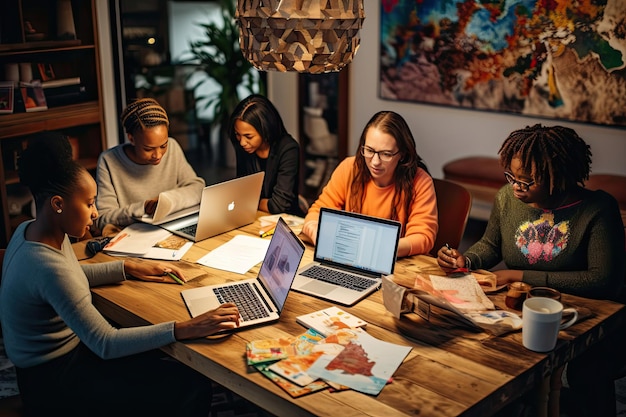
[158,172,264,242]
[293,207,401,306]
[181,217,305,330]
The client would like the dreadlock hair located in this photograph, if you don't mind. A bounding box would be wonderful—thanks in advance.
[498,124,592,195]
[120,98,169,135]
[350,111,430,223]
[228,94,288,148]
[18,132,87,210]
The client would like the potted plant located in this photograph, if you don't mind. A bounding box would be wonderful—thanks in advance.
[186,0,265,165]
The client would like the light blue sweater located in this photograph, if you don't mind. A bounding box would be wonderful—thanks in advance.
[0,221,176,368]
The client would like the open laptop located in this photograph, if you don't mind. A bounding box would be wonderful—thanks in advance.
[157,172,264,242]
[293,207,401,306]
[181,217,305,330]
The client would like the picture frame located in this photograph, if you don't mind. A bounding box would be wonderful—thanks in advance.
[0,81,15,114]
[19,80,47,112]
[379,1,626,128]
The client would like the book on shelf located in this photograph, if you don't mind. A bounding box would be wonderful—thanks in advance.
[296,306,367,337]
[0,81,15,114]
[41,77,81,88]
[44,84,88,107]
[19,81,47,112]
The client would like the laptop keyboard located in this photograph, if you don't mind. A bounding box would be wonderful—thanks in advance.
[213,283,270,322]
[301,265,377,291]
[178,223,197,237]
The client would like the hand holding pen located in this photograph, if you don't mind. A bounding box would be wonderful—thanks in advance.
[436,243,468,275]
[123,259,186,284]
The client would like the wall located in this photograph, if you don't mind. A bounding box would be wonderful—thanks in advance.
[269,3,626,179]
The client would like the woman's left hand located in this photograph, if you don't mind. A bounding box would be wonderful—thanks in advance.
[124,259,187,284]
[493,270,524,287]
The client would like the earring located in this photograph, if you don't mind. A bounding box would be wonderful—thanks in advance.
[56,209,62,214]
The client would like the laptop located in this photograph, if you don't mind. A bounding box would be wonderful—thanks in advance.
[293,207,401,306]
[157,172,264,242]
[181,217,305,330]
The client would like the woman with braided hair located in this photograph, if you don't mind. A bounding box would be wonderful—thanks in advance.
[437,124,624,417]
[94,98,205,232]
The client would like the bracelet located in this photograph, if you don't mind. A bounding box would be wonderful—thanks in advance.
[464,256,472,271]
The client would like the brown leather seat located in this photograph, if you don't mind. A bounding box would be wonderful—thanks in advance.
[431,178,472,257]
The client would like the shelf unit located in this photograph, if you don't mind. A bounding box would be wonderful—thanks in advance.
[0,0,105,247]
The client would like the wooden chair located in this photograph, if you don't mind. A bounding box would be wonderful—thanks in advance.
[0,248,24,417]
[430,178,472,257]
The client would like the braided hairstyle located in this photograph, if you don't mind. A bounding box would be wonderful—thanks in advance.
[498,124,592,195]
[18,132,86,209]
[228,94,288,147]
[120,98,169,135]
[351,111,429,223]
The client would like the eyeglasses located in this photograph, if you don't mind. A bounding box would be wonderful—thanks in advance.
[504,172,535,192]
[360,146,399,162]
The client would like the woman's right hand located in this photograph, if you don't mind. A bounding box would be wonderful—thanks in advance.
[436,245,466,273]
[174,303,240,339]
[144,198,159,215]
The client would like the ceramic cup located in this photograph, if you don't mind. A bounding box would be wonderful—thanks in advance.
[505,282,531,310]
[522,297,578,352]
[528,286,561,301]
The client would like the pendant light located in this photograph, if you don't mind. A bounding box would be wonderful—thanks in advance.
[236,0,365,74]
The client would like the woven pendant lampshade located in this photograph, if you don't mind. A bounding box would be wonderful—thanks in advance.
[236,0,365,74]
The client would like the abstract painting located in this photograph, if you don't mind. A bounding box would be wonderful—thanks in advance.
[380,0,626,128]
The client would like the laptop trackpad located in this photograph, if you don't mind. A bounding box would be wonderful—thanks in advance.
[301,281,336,295]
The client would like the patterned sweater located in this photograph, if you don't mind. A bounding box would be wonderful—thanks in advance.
[466,185,625,300]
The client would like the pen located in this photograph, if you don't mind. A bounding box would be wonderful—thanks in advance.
[164,271,184,285]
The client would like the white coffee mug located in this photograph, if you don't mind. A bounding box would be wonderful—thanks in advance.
[522,297,578,352]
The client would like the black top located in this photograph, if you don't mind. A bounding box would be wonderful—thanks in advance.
[233,133,303,216]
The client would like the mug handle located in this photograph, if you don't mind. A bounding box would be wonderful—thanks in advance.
[559,308,578,330]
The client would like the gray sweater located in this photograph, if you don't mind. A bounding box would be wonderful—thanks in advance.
[94,138,205,230]
[0,221,176,368]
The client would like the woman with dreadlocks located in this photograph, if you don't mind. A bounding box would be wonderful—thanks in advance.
[302,110,438,257]
[94,98,205,232]
[437,124,624,297]
[438,124,624,417]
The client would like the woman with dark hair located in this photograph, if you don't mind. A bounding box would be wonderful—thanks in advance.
[302,110,438,257]
[437,124,624,297]
[229,94,303,216]
[437,124,625,417]
[95,97,205,231]
[0,132,239,417]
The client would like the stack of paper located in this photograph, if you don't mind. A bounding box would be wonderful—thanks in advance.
[103,223,192,260]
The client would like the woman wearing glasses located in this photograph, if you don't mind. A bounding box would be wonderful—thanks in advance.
[437,124,624,417]
[302,111,438,257]
[437,124,624,298]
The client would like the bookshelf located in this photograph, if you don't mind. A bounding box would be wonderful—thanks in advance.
[0,0,105,247]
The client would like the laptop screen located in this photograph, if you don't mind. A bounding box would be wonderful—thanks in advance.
[314,208,401,275]
[258,217,306,312]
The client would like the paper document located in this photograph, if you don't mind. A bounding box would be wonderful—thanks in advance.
[103,223,193,260]
[196,234,270,274]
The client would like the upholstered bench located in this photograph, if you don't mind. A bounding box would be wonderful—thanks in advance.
[443,156,505,221]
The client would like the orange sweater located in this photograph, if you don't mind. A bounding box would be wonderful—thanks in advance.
[304,157,438,256]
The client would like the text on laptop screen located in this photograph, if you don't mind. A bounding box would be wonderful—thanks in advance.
[258,219,304,311]
[316,209,399,275]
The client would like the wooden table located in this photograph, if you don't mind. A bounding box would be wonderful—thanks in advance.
[76,215,626,417]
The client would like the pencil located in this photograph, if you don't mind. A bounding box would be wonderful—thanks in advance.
[260,227,275,238]
[167,271,184,285]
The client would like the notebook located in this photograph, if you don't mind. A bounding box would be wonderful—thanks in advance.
[181,217,305,330]
[157,172,264,242]
[293,207,401,306]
